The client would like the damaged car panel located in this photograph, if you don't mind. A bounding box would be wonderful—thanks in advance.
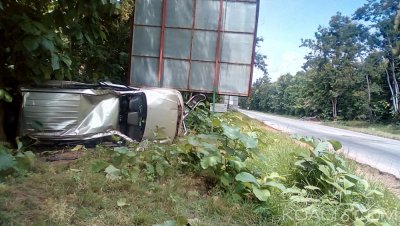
[141,88,184,141]
[16,81,186,144]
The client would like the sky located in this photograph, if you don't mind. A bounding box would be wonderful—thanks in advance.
[255,0,367,82]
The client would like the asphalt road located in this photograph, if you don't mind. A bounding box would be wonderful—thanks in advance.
[240,109,400,179]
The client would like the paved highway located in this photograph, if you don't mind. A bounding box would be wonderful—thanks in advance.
[240,110,400,179]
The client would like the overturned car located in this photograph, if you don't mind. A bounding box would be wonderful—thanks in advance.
[8,81,204,145]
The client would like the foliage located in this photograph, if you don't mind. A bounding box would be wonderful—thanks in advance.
[0,0,132,87]
[0,144,35,180]
[92,114,285,203]
[1,112,399,225]
[394,2,400,56]
[354,0,400,115]
[291,136,389,225]
[245,0,400,123]
[0,89,12,103]
[254,37,268,76]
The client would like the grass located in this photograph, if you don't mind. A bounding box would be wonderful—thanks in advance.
[1,112,400,225]
[0,151,263,225]
[323,120,400,140]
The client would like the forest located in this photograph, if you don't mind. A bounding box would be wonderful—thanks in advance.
[242,0,400,123]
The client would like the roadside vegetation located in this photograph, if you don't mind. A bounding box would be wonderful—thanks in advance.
[1,108,400,225]
[323,120,400,140]
[241,0,400,126]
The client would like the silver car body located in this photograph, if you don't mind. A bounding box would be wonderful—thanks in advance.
[141,88,184,140]
[18,82,184,143]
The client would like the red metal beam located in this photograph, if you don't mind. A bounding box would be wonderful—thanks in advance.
[157,0,168,86]
[214,0,224,89]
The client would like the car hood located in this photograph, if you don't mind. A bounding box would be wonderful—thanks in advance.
[141,88,184,141]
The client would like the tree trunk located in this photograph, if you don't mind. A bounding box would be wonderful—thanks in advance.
[331,97,337,120]
[390,60,399,113]
[385,67,397,113]
[365,74,372,120]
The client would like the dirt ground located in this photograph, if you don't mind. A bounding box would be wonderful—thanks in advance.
[354,162,400,197]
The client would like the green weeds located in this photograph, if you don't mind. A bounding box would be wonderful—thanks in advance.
[0,109,399,225]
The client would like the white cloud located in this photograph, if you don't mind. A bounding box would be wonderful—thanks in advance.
[269,51,305,81]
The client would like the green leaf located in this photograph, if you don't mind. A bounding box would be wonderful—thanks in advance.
[341,178,355,189]
[84,32,94,45]
[41,38,55,52]
[20,22,40,35]
[145,163,155,174]
[0,89,4,99]
[51,53,60,70]
[74,31,83,40]
[71,145,84,152]
[0,149,15,172]
[211,118,221,127]
[105,165,121,180]
[100,0,107,5]
[60,55,72,67]
[304,185,320,191]
[0,89,12,102]
[235,172,258,185]
[14,151,35,171]
[3,92,12,103]
[22,36,40,51]
[239,134,258,149]
[117,198,130,207]
[188,136,200,146]
[220,172,233,187]
[99,30,107,41]
[114,147,128,154]
[328,140,342,151]
[16,137,24,152]
[252,185,270,201]
[222,124,240,140]
[265,181,286,191]
[32,21,47,32]
[352,203,367,213]
[126,151,136,157]
[266,172,286,180]
[366,190,384,197]
[91,160,109,173]
[200,155,221,169]
[314,142,330,155]
[156,161,164,176]
[229,159,246,172]
[318,165,331,177]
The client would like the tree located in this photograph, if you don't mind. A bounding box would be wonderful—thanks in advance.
[254,37,268,76]
[354,0,400,114]
[0,0,134,141]
[0,0,125,88]
[394,2,400,56]
[301,13,367,119]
